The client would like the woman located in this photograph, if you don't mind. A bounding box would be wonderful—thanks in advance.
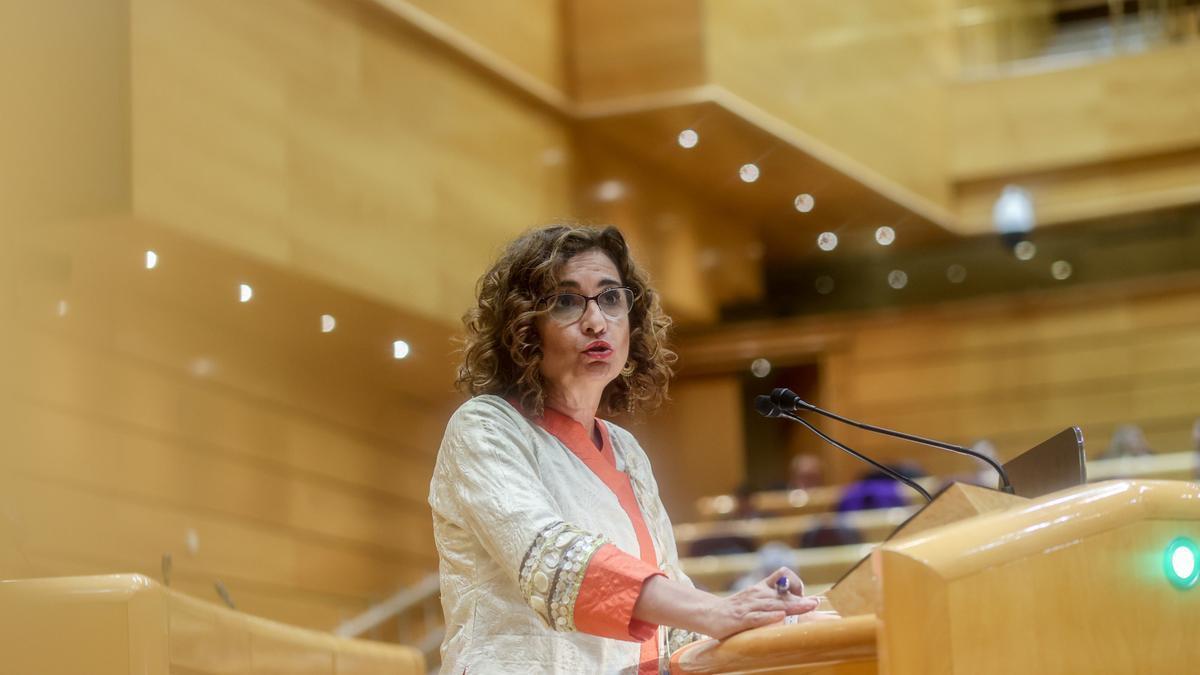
[429,225,819,674]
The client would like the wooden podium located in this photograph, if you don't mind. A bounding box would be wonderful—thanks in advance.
[672,479,1200,674]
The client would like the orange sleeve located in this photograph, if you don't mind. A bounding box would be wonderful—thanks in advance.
[573,543,665,641]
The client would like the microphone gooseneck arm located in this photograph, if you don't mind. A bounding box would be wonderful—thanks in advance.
[754,396,932,502]
[771,388,1014,494]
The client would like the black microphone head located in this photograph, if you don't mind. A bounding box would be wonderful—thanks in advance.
[754,395,781,418]
[771,388,802,410]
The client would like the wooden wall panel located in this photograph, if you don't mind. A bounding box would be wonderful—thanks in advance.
[953,0,1055,71]
[831,285,1200,477]
[630,375,748,522]
[131,0,573,325]
[949,42,1200,181]
[564,0,706,102]
[1,474,425,603]
[953,146,1200,232]
[2,219,453,632]
[704,0,955,209]
[17,553,371,631]
[401,0,568,94]
[674,279,1200,485]
[14,400,434,560]
[0,0,131,225]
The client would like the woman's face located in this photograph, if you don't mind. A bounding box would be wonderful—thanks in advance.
[536,249,631,402]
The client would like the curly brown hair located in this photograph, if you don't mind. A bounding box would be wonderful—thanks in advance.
[456,224,676,417]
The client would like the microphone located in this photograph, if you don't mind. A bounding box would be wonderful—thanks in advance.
[770,388,1014,494]
[754,396,932,502]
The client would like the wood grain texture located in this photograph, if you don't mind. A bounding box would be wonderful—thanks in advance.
[399,0,568,94]
[672,614,877,675]
[0,0,131,225]
[2,218,453,631]
[826,483,1026,617]
[705,0,956,211]
[954,146,1200,232]
[130,0,573,325]
[878,480,1200,674]
[949,42,1200,181]
[564,0,706,103]
[673,274,1200,484]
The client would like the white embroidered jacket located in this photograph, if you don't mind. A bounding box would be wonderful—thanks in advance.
[428,396,698,674]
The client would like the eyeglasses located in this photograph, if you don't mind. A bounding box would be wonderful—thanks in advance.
[540,287,635,324]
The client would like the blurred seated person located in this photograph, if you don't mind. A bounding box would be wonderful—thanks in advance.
[687,533,758,558]
[1104,424,1153,459]
[788,453,825,491]
[730,542,794,593]
[941,439,1002,490]
[836,464,925,512]
[688,484,761,556]
[731,481,763,520]
[798,520,863,548]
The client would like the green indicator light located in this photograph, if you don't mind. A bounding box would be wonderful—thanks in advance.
[1164,537,1199,589]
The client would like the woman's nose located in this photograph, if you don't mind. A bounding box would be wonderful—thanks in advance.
[578,298,607,334]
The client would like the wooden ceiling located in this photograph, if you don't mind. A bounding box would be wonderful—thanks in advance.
[575,95,955,264]
[365,0,1200,261]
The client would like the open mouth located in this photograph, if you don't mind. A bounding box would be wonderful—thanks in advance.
[583,342,613,357]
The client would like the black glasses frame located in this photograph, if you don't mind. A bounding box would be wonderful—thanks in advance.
[538,286,636,323]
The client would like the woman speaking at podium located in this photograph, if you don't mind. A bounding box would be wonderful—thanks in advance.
[429,225,819,674]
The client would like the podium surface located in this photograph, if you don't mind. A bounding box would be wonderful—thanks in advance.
[673,479,1200,674]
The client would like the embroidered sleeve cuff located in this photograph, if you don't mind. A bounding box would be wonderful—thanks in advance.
[573,543,665,641]
[519,522,607,632]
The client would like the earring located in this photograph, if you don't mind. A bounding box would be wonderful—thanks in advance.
[621,362,636,414]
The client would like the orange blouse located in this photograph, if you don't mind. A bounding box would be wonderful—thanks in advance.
[533,406,664,675]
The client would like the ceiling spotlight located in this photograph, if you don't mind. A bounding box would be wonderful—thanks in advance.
[393,340,411,360]
[239,284,253,303]
[875,226,896,246]
[993,185,1035,235]
[321,314,336,333]
[817,232,838,251]
[677,129,699,149]
[794,194,815,213]
[947,264,967,284]
[1051,260,1073,280]
[814,276,835,295]
[145,250,158,269]
[750,358,772,378]
[888,269,908,289]
[739,163,760,183]
[1014,240,1037,261]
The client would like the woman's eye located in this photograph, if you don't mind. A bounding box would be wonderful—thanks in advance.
[554,295,577,309]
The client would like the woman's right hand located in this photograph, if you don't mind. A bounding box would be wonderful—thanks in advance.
[702,567,820,639]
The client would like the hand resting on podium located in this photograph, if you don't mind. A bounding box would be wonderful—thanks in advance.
[632,566,822,639]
